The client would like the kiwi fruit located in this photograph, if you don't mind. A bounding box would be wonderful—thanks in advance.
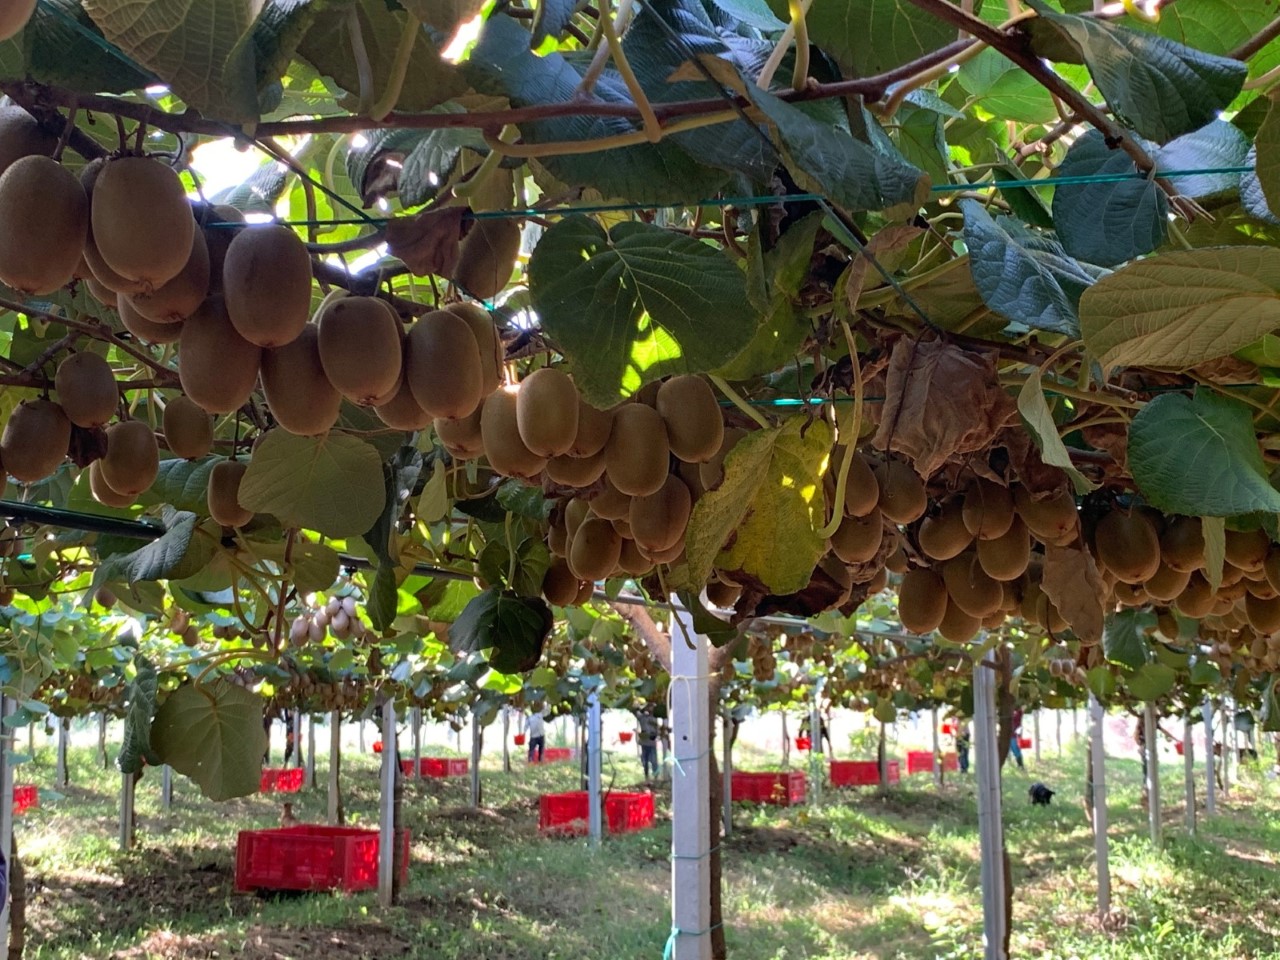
[918,498,972,561]
[937,596,982,642]
[129,228,210,324]
[611,516,633,540]
[375,374,434,431]
[259,324,343,436]
[700,427,747,491]
[54,352,118,428]
[569,400,613,459]
[976,516,1031,581]
[162,395,214,459]
[100,420,159,497]
[118,296,183,344]
[405,309,484,419]
[0,156,88,295]
[588,477,631,521]
[78,160,145,296]
[435,408,485,460]
[1245,592,1280,635]
[885,543,908,574]
[90,156,195,290]
[655,375,723,464]
[0,106,55,178]
[873,457,926,524]
[318,296,403,405]
[178,297,262,414]
[1144,562,1191,603]
[961,479,1015,541]
[829,510,884,564]
[569,516,622,581]
[1094,508,1161,584]
[1112,580,1148,608]
[616,538,654,576]
[89,459,135,507]
[941,552,1004,618]
[1159,515,1205,572]
[207,460,254,528]
[0,0,35,41]
[629,475,692,554]
[202,204,245,290]
[1,399,70,481]
[1225,528,1270,572]
[453,218,521,300]
[605,404,670,497]
[480,387,547,478]
[548,517,569,557]
[842,451,880,518]
[897,568,947,634]
[565,498,592,541]
[223,224,313,347]
[546,448,607,487]
[1013,485,1078,544]
[1264,548,1280,596]
[706,578,741,609]
[541,558,581,606]
[446,301,503,396]
[638,535,685,565]
[85,275,118,309]
[516,367,579,458]
[1174,572,1215,618]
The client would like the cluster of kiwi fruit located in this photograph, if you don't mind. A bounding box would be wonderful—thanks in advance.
[288,594,372,646]
[38,669,127,715]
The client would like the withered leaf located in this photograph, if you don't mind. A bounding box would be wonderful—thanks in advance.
[1042,541,1105,644]
[385,207,466,277]
[873,337,1017,478]
[844,224,925,310]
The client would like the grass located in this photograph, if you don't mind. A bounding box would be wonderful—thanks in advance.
[13,728,1280,959]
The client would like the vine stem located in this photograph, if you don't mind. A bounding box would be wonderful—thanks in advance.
[485,107,738,158]
[787,0,810,92]
[348,6,376,116]
[371,12,419,121]
[708,374,770,430]
[0,296,172,379]
[454,125,518,200]
[756,0,814,89]
[817,321,864,540]
[602,13,662,142]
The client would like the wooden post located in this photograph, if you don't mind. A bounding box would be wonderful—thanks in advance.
[119,772,135,851]
[97,712,108,770]
[1089,694,1110,919]
[327,710,342,825]
[469,715,482,809]
[1144,702,1161,846]
[56,716,68,789]
[721,708,732,838]
[587,692,602,845]
[931,707,942,789]
[973,652,1006,960]
[1203,699,1216,817]
[670,608,711,960]
[306,715,316,788]
[161,765,173,813]
[378,699,396,908]
[1183,715,1196,836]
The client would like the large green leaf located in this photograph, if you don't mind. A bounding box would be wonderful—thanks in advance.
[770,0,960,77]
[962,199,1103,337]
[83,0,313,124]
[1146,1,1280,81]
[238,431,387,538]
[1016,369,1095,495]
[1026,3,1247,143]
[528,217,757,407]
[298,0,466,113]
[1104,609,1153,671]
[1079,246,1280,372]
[683,417,832,596]
[1127,662,1176,701]
[1156,120,1250,200]
[1052,130,1167,267]
[151,680,267,801]
[89,507,200,595]
[1256,98,1280,220]
[9,0,154,93]
[118,655,160,775]
[957,49,1058,124]
[139,457,220,514]
[1128,390,1280,518]
[450,587,553,673]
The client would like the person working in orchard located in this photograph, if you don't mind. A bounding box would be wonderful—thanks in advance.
[524,707,547,763]
[637,705,660,783]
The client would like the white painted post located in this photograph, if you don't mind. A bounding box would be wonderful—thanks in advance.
[306,715,316,788]
[1073,706,1080,740]
[721,709,732,838]
[1220,702,1231,797]
[670,608,711,960]
[0,696,15,954]
[161,765,173,813]
[808,680,823,805]
[1183,715,1196,836]
[1056,709,1063,757]
[502,709,511,774]
[1144,703,1161,846]
[469,715,482,809]
[293,710,303,769]
[1203,699,1216,817]
[358,719,366,754]
[588,692,602,845]
[119,772,135,851]
[1033,710,1041,764]
[878,721,889,788]
[328,710,342,825]
[973,652,1006,960]
[1089,694,1110,919]
[931,707,942,788]
[378,699,396,908]
[56,716,68,789]
[413,708,422,777]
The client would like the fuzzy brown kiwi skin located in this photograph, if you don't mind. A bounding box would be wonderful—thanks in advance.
[516,367,579,459]
[829,510,883,564]
[0,156,88,296]
[628,475,692,554]
[222,224,313,347]
[54,352,119,428]
[90,156,195,290]
[542,558,582,606]
[406,309,485,420]
[119,296,183,344]
[162,395,214,460]
[100,420,160,497]
[178,297,262,415]
[317,296,404,406]
[873,458,926,524]
[480,387,547,478]
[90,459,134,507]
[605,404,670,498]
[570,400,613,458]
[655,375,723,464]
[546,448,607,487]
[961,479,1015,541]
[917,498,972,562]
[897,567,948,634]
[375,375,434,431]
[207,460,254,528]
[568,517,622,581]
[1093,508,1161,585]
[435,409,485,461]
[446,301,504,397]
[129,228,211,324]
[261,324,344,436]
[0,106,56,179]
[842,451,880,518]
[453,218,522,301]
[1,399,71,482]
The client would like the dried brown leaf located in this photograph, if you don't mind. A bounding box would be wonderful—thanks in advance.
[385,207,466,277]
[844,224,925,310]
[1041,542,1105,644]
[873,338,1017,478]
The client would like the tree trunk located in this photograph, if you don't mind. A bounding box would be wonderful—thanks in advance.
[8,833,24,960]
[97,714,108,771]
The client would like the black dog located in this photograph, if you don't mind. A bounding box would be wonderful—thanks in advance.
[1029,782,1055,806]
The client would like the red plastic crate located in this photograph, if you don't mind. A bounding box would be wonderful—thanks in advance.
[943,752,959,772]
[514,734,526,746]
[259,768,304,793]
[538,791,655,835]
[419,757,468,777]
[830,760,901,787]
[906,751,935,775]
[941,722,955,735]
[529,746,573,764]
[1175,741,1185,756]
[729,770,806,806]
[235,825,409,893]
[619,731,633,743]
[795,737,812,752]
[13,784,37,815]
[1018,737,1032,750]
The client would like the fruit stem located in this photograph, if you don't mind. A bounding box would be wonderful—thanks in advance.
[708,374,770,430]
[347,7,377,117]
[787,0,810,93]
[756,0,812,90]
[371,12,420,121]
[602,14,663,143]
[453,126,517,201]
[817,320,864,540]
